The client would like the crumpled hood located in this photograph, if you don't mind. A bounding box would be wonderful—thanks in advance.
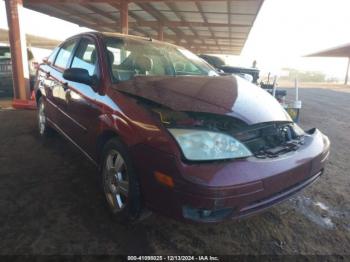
[112,75,291,124]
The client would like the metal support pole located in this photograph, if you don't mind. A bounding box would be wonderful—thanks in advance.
[345,57,350,85]
[158,25,164,41]
[5,0,30,101]
[295,78,299,101]
[120,0,128,35]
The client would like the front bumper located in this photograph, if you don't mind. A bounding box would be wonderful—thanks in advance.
[130,128,330,223]
[180,169,323,222]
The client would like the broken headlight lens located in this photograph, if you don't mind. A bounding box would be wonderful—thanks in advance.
[168,129,252,161]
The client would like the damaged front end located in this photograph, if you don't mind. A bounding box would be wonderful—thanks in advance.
[122,93,329,223]
[149,105,305,161]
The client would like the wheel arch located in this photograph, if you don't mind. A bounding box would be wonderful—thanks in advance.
[96,129,120,166]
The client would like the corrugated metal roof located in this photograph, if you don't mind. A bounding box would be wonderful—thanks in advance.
[23,0,264,55]
[305,43,350,57]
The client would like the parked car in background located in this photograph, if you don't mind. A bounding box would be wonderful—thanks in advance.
[0,46,36,97]
[199,54,260,84]
[35,32,329,223]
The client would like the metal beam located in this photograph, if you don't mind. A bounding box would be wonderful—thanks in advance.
[228,0,232,45]
[30,9,254,16]
[136,2,185,42]
[166,2,201,45]
[195,1,219,51]
[132,9,256,16]
[109,2,241,52]
[120,0,128,34]
[165,36,245,43]
[107,2,151,36]
[168,35,245,40]
[94,20,250,28]
[5,0,30,101]
[23,0,254,54]
[50,4,114,32]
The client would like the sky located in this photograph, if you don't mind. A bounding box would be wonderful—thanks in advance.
[237,0,350,79]
[1,0,350,80]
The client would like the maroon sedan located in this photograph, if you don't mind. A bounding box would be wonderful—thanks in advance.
[35,32,330,223]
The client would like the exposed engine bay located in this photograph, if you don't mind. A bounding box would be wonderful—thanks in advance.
[149,106,305,159]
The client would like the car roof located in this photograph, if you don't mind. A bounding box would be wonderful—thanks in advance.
[67,31,180,49]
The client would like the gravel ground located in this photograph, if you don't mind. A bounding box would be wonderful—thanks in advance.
[0,85,349,255]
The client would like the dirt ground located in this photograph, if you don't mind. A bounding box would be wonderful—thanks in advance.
[0,85,349,255]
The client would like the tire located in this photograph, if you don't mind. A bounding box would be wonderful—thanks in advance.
[37,97,54,137]
[101,138,142,223]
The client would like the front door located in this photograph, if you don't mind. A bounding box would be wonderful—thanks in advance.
[61,37,102,154]
[47,39,78,130]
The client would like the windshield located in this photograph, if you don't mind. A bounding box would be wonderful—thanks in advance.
[104,36,218,82]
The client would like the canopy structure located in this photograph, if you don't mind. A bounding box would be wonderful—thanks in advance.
[23,0,264,55]
[4,0,265,106]
[305,43,350,58]
[305,43,350,85]
[0,28,60,49]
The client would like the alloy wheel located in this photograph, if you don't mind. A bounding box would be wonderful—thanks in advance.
[38,101,46,135]
[103,150,129,212]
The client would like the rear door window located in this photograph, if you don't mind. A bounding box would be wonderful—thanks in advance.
[54,40,77,70]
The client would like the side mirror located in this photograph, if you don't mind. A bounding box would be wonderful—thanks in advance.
[239,73,254,83]
[218,71,230,76]
[63,68,94,86]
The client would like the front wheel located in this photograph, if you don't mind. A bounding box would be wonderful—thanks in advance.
[101,138,142,223]
[37,97,54,137]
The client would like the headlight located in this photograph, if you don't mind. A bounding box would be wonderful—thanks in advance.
[293,123,305,136]
[168,129,252,161]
